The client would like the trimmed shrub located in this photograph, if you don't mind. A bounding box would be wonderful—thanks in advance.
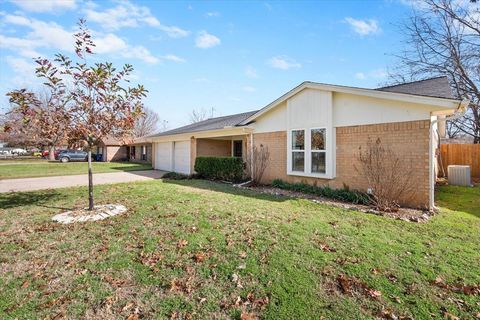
[272,179,371,205]
[194,157,244,182]
[163,172,191,180]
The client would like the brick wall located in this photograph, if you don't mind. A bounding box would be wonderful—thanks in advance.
[253,120,431,208]
[196,139,232,157]
[105,146,127,162]
[131,144,152,163]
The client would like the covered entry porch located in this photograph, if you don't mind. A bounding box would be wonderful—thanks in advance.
[151,127,252,175]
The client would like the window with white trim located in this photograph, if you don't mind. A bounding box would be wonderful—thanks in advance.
[291,130,305,172]
[288,127,329,177]
[311,128,326,174]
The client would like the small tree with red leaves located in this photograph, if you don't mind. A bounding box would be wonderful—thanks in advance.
[6,19,147,210]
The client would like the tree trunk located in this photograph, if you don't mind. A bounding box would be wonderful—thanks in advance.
[48,145,55,161]
[88,148,94,210]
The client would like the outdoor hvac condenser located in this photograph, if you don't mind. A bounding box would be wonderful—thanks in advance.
[447,165,471,186]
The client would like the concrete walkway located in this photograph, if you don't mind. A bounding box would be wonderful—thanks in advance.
[0,170,166,193]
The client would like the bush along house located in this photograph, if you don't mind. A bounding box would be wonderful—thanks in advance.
[148,77,468,209]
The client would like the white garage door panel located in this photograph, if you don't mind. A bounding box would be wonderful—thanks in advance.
[155,142,172,171]
[173,141,191,174]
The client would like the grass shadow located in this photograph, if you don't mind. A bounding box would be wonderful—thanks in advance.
[0,190,66,209]
[435,185,480,218]
[108,161,153,172]
[163,178,290,203]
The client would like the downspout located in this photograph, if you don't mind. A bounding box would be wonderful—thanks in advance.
[429,98,469,210]
[250,132,254,179]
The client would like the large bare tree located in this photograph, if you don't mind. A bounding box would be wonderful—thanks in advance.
[134,106,161,137]
[189,107,216,124]
[391,0,480,143]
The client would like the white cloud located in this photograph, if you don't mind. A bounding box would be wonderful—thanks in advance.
[245,66,258,78]
[94,33,158,64]
[355,69,387,80]
[84,0,189,38]
[11,0,76,13]
[0,14,159,64]
[157,25,190,38]
[160,54,186,63]
[0,34,41,58]
[355,72,366,80]
[267,56,301,70]
[242,86,256,92]
[205,11,220,18]
[0,14,73,56]
[344,17,380,36]
[5,56,38,87]
[94,33,128,54]
[195,31,221,49]
[122,45,159,64]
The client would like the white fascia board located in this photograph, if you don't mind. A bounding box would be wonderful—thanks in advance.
[149,127,253,143]
[240,82,462,125]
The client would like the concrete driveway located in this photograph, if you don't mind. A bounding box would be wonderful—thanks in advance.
[0,170,166,193]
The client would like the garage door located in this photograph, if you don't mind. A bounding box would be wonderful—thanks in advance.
[173,141,191,174]
[154,142,172,171]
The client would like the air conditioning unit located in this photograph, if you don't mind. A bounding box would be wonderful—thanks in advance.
[447,165,471,186]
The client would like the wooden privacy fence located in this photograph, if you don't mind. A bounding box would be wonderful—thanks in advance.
[440,144,480,178]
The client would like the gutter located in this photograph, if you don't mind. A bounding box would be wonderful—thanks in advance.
[429,98,469,210]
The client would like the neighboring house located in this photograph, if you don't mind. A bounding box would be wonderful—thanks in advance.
[96,136,152,163]
[148,77,466,209]
[126,136,153,163]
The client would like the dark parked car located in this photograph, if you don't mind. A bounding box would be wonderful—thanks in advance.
[56,149,88,163]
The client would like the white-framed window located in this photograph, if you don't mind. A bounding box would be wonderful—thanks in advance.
[311,128,326,174]
[287,127,332,178]
[291,129,305,172]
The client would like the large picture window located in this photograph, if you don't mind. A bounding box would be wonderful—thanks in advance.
[291,130,305,172]
[311,128,326,173]
[288,127,329,177]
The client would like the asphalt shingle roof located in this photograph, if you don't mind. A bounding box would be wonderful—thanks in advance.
[375,76,454,99]
[152,77,455,137]
[150,110,258,137]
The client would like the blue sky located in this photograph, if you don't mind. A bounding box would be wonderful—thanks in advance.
[0,0,416,129]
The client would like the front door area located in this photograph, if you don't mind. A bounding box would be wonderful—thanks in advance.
[233,140,243,158]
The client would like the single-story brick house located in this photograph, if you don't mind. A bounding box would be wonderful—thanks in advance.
[148,77,468,209]
[96,136,152,163]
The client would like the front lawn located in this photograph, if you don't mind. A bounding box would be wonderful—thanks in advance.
[0,181,478,319]
[0,160,152,180]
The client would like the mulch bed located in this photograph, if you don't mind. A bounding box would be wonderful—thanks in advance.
[242,185,433,223]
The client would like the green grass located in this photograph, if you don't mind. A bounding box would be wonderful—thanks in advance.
[0,160,152,179]
[0,181,479,319]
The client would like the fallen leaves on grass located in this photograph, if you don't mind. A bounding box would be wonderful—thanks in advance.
[139,251,163,268]
[192,252,206,263]
[336,274,382,301]
[377,307,413,320]
[318,243,336,253]
[103,275,127,288]
[170,277,197,294]
[240,311,257,320]
[177,239,188,249]
[432,276,480,295]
